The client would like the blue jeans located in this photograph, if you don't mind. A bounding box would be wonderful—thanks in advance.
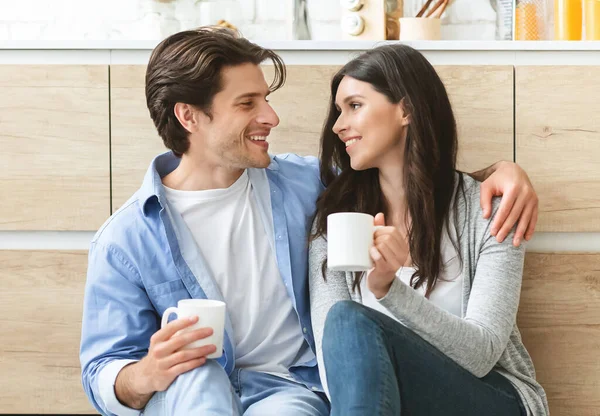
[323,301,526,416]
[143,360,330,416]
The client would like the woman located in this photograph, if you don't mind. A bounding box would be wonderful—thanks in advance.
[309,44,548,416]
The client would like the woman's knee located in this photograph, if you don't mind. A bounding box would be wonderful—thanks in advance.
[322,301,383,356]
[324,301,362,335]
[324,301,381,334]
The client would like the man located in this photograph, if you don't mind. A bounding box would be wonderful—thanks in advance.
[80,27,538,416]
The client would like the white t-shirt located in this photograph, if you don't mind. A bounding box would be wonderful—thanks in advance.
[361,226,463,318]
[164,171,312,377]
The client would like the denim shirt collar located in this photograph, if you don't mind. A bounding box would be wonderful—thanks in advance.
[139,151,280,217]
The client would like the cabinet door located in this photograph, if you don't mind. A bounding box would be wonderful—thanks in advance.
[0,65,110,230]
[516,66,600,232]
[110,65,163,211]
[0,250,95,414]
[437,65,514,172]
[518,253,600,416]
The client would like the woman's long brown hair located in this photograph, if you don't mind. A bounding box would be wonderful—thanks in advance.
[312,44,465,297]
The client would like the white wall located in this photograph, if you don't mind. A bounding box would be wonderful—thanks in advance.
[0,0,502,41]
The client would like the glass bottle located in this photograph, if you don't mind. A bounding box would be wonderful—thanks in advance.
[585,0,600,40]
[555,0,583,40]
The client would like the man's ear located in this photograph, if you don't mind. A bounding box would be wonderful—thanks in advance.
[174,102,203,133]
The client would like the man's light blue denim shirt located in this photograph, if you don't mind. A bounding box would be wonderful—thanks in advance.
[80,151,325,415]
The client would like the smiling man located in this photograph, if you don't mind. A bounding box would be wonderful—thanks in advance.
[80,27,539,416]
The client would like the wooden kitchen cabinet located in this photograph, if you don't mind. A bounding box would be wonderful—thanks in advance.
[516,66,600,232]
[0,65,110,230]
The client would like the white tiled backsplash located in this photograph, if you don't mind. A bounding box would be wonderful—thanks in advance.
[0,0,501,41]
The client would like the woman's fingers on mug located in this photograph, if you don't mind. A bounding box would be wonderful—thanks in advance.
[375,233,404,253]
[370,246,383,262]
[375,242,402,271]
[370,246,394,273]
[374,226,396,238]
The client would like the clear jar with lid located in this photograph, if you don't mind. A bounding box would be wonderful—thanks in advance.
[514,0,547,40]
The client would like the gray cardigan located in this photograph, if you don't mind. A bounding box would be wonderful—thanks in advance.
[309,174,549,416]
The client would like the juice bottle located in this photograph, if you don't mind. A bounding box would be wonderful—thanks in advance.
[585,0,600,40]
[555,0,583,40]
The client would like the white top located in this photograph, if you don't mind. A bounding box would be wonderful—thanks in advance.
[361,226,463,318]
[164,170,312,377]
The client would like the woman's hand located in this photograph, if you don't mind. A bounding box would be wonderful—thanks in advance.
[367,213,410,299]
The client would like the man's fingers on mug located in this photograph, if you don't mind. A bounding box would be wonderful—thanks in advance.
[153,316,198,343]
[188,327,214,340]
[170,327,213,350]
[165,344,217,367]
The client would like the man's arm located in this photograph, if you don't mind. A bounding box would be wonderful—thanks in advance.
[468,160,539,247]
[81,242,215,414]
[114,319,215,410]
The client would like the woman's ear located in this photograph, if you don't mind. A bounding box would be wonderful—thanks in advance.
[398,98,411,127]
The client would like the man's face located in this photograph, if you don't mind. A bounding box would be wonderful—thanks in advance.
[191,63,280,170]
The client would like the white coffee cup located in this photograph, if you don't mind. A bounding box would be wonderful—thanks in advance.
[327,212,379,272]
[161,299,226,359]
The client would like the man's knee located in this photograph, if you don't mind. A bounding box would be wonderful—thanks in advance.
[244,391,329,416]
[169,360,230,391]
[144,360,237,416]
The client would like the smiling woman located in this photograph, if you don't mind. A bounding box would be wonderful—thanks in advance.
[309,44,549,416]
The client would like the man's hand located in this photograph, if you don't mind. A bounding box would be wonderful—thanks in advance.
[367,213,410,299]
[477,161,539,247]
[115,316,216,409]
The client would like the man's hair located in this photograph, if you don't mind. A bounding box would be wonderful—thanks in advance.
[145,27,286,156]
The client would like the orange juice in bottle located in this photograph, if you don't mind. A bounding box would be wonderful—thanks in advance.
[555,0,583,40]
[516,0,542,40]
[586,0,600,40]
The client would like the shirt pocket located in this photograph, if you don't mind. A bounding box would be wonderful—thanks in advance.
[146,279,191,315]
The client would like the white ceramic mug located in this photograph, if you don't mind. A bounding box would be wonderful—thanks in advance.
[327,212,380,272]
[161,299,226,359]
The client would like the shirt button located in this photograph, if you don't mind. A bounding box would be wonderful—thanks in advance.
[277,235,282,240]
[303,327,308,333]
[311,386,318,391]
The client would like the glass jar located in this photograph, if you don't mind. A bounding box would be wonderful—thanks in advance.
[515,0,546,40]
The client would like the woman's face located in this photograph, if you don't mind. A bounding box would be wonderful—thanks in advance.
[333,76,410,171]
